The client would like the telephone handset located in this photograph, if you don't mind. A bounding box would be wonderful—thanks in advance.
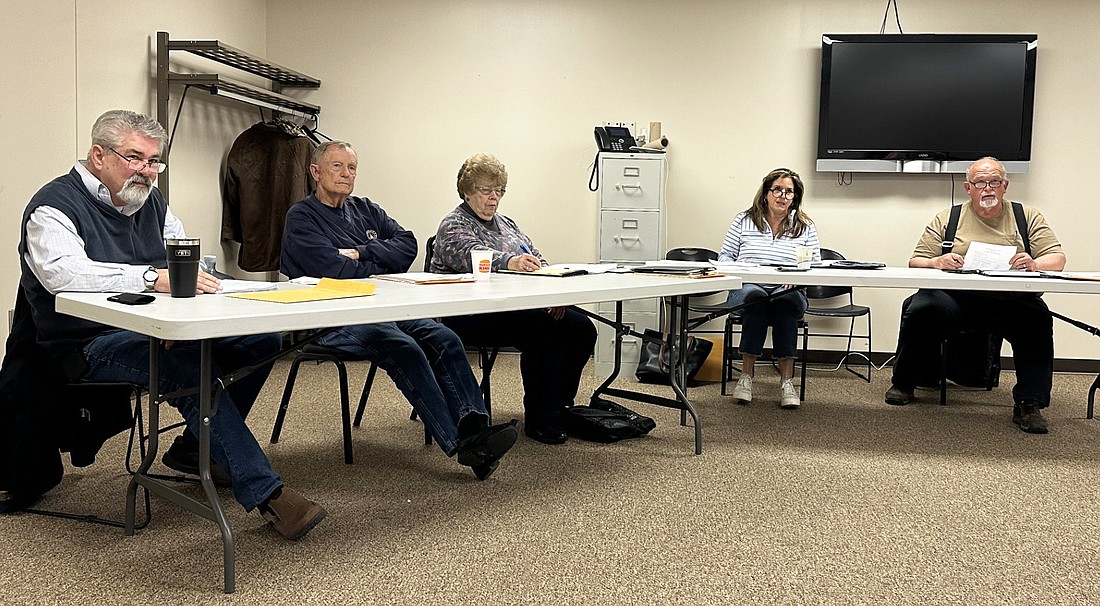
[594,126,637,152]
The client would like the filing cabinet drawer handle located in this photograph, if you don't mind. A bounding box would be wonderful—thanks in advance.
[615,183,643,192]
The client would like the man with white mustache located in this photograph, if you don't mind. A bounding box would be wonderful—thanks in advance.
[13,110,326,539]
[884,157,1066,434]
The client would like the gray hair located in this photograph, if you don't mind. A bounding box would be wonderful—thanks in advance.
[311,141,357,165]
[88,110,167,158]
[456,153,508,200]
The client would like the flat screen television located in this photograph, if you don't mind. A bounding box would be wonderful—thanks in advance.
[817,34,1037,173]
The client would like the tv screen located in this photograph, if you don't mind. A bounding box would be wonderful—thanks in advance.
[817,34,1037,173]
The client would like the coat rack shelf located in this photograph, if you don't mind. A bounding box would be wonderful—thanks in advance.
[155,31,321,198]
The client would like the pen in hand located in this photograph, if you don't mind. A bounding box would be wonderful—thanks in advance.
[513,243,540,272]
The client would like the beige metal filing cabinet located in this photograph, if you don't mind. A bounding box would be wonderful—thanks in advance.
[594,152,667,377]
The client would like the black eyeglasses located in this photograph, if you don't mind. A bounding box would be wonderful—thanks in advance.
[475,186,506,196]
[107,147,167,173]
[768,187,796,199]
[968,179,1004,190]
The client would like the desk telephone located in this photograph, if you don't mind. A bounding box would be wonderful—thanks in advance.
[594,126,637,152]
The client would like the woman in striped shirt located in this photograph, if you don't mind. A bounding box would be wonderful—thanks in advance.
[718,168,820,408]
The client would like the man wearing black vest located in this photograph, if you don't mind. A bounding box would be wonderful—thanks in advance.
[14,110,325,538]
[884,157,1066,434]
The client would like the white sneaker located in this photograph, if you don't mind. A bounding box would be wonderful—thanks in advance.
[780,380,800,409]
[731,375,753,403]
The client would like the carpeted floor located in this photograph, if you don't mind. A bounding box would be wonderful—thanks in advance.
[2,354,1098,605]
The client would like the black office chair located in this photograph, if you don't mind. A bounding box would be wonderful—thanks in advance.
[660,247,807,400]
[936,330,1001,406]
[802,248,872,382]
[274,237,500,462]
[721,307,810,401]
[24,381,154,529]
[3,290,153,527]
[659,248,724,384]
[423,235,499,412]
[272,344,395,464]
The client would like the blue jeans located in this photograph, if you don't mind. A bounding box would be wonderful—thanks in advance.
[318,319,486,455]
[82,330,283,512]
[725,284,807,358]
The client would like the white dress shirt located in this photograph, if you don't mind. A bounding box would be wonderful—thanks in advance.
[23,161,186,294]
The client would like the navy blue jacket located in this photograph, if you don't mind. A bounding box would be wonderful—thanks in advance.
[280,193,417,279]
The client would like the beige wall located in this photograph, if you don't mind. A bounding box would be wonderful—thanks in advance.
[3,0,1099,360]
[0,0,268,353]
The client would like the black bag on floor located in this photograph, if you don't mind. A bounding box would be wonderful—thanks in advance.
[944,330,1002,388]
[635,329,713,387]
[902,295,1002,389]
[564,398,656,443]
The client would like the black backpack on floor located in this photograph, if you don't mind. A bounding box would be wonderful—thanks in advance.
[564,398,656,443]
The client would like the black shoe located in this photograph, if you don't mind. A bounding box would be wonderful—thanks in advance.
[162,435,233,487]
[523,421,568,445]
[885,385,914,406]
[457,422,518,477]
[471,460,501,481]
[1013,403,1049,434]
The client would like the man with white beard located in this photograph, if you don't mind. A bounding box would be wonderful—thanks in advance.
[13,110,326,539]
[884,157,1067,434]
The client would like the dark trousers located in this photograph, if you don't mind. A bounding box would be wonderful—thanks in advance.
[891,289,1054,407]
[442,307,597,424]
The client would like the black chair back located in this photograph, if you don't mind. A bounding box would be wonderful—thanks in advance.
[806,248,851,300]
[424,236,436,272]
[666,247,718,262]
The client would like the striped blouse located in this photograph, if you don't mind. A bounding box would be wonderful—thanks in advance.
[717,211,821,265]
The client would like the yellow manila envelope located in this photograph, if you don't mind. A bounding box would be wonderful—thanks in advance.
[229,278,376,303]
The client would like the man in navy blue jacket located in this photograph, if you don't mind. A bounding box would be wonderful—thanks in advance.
[281,141,516,480]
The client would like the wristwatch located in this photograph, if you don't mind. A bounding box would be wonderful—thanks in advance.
[142,266,159,292]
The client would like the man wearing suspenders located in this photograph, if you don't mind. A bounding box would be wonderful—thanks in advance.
[885,157,1067,434]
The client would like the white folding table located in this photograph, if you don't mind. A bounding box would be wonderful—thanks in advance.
[714,265,1100,416]
[55,271,743,593]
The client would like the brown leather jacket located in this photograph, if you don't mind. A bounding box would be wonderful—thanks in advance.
[222,121,314,271]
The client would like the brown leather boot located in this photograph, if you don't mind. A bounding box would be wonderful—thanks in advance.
[260,487,327,540]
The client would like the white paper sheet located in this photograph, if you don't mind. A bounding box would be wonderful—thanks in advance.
[962,242,1016,271]
[217,279,280,294]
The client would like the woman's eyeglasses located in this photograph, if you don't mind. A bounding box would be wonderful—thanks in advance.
[768,187,796,199]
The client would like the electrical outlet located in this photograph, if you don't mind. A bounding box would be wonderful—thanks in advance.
[624,121,635,132]
[605,121,618,127]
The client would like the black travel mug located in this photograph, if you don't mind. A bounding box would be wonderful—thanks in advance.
[165,238,200,298]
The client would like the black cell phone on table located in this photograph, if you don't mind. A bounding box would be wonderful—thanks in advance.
[107,293,155,305]
[775,266,810,272]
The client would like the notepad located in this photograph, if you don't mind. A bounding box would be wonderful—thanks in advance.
[373,272,476,284]
[631,265,717,277]
[229,278,376,303]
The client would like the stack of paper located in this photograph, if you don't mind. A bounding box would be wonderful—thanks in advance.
[217,279,280,294]
[374,272,475,284]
